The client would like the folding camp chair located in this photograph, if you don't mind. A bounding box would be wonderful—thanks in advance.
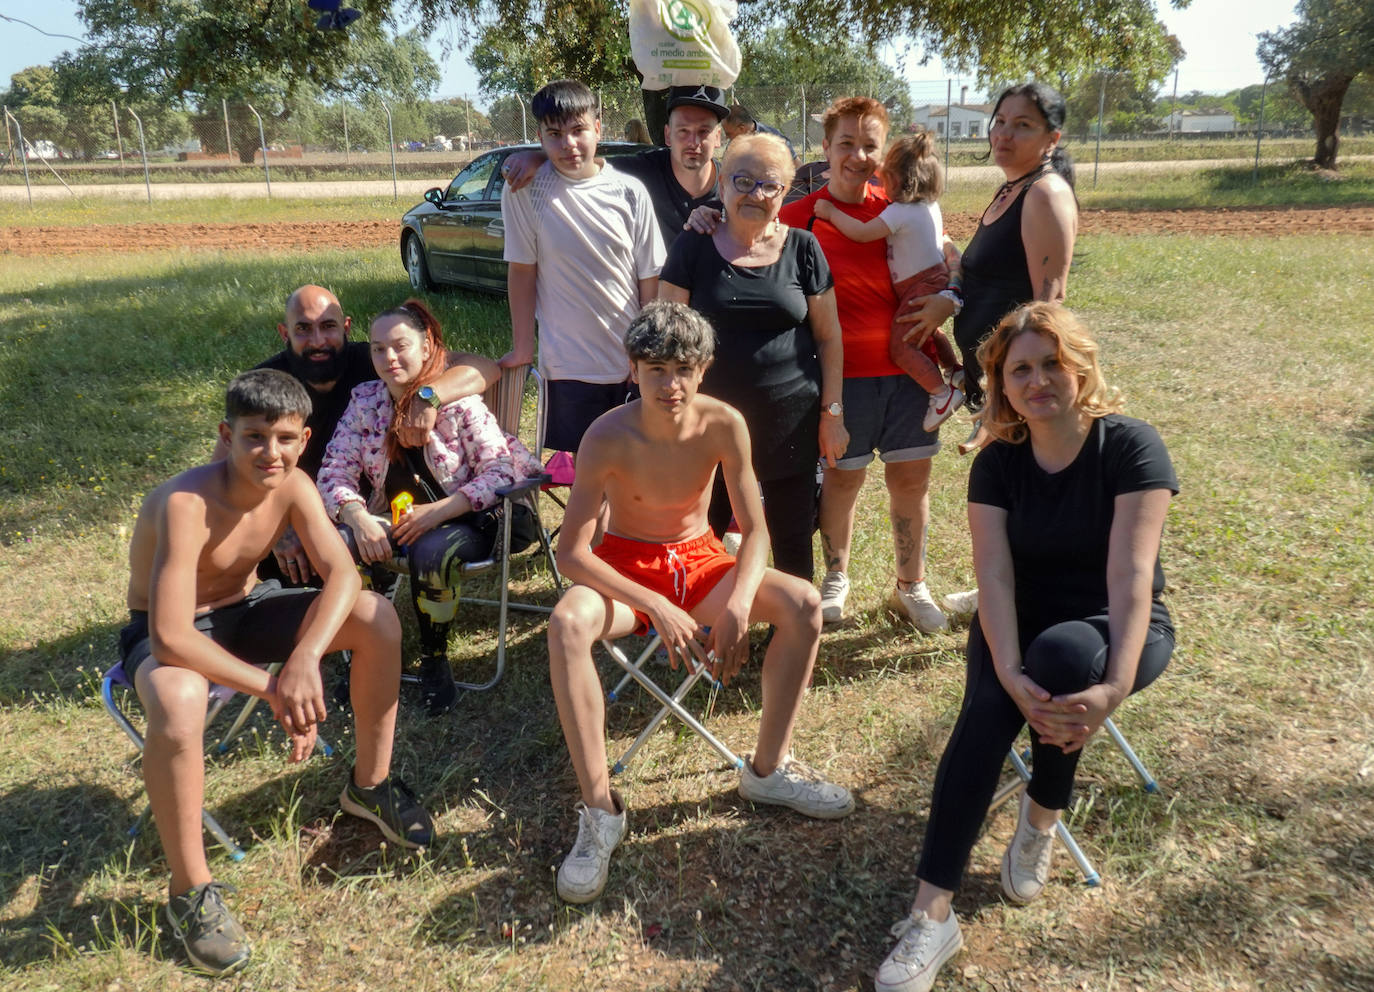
[101,659,332,860]
[989,715,1158,886]
[602,633,744,776]
[439,363,564,690]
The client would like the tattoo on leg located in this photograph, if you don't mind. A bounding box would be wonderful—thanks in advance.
[820,531,842,572]
[892,513,914,571]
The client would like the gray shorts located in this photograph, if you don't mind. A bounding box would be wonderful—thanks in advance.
[118,580,320,683]
[835,375,940,469]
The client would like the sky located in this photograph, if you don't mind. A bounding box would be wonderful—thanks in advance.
[0,1,1302,106]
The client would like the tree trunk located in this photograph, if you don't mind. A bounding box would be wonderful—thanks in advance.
[640,88,669,147]
[1292,72,1354,170]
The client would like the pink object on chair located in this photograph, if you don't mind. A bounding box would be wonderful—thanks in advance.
[544,450,576,487]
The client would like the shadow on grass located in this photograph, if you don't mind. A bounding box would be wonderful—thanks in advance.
[0,780,151,967]
[1354,406,1374,477]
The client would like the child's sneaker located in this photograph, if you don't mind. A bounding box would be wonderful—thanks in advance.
[165,881,251,978]
[940,588,979,616]
[874,908,963,992]
[922,384,964,432]
[1001,791,1056,903]
[819,570,850,623]
[739,754,854,819]
[339,771,436,849]
[556,792,627,903]
[891,580,948,633]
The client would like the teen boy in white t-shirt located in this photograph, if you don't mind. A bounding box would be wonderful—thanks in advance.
[500,79,666,454]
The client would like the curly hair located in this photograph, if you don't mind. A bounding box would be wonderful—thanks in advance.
[976,302,1123,444]
[624,300,715,368]
[721,132,796,190]
[370,298,448,461]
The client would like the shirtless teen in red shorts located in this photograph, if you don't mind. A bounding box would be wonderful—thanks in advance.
[547,300,855,905]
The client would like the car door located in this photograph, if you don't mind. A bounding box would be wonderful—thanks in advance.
[421,152,502,286]
[469,166,510,292]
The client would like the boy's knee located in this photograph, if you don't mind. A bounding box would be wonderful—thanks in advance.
[1023,621,1105,696]
[353,589,402,639]
[141,671,210,745]
[548,594,602,655]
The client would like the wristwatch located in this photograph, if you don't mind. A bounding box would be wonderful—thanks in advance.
[823,401,843,417]
[417,385,441,408]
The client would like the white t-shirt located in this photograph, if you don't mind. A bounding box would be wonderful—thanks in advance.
[502,161,665,383]
[879,199,945,284]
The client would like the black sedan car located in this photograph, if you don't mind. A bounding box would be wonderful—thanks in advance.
[399,141,651,294]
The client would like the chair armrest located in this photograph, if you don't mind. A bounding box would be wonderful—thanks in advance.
[496,473,551,499]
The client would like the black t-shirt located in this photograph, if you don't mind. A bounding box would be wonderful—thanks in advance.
[256,340,375,480]
[611,147,721,249]
[968,414,1178,634]
[661,227,833,479]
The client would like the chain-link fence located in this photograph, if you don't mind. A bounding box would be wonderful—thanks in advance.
[3,78,1367,200]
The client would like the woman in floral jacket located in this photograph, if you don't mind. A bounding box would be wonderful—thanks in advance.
[318,299,541,713]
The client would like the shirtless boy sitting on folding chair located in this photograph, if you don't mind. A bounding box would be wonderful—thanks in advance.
[121,369,435,976]
[547,300,854,904]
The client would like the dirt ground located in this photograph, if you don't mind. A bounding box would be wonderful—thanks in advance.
[3,206,1373,257]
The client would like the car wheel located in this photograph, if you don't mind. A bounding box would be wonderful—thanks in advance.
[405,233,434,291]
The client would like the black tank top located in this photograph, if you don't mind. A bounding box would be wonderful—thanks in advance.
[954,178,1039,351]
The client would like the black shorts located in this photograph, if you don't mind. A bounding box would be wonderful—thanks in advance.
[118,580,320,683]
[543,378,638,454]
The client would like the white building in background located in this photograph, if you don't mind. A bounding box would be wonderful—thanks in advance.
[907,103,993,139]
[1167,110,1237,133]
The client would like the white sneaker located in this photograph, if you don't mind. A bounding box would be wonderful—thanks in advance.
[892,581,948,633]
[940,588,979,616]
[819,570,850,623]
[875,908,964,992]
[556,792,627,904]
[739,754,854,819]
[923,384,965,432]
[1001,791,1056,904]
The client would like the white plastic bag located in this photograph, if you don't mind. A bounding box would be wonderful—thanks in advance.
[629,0,741,91]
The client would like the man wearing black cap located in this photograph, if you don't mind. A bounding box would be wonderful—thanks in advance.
[502,85,726,249]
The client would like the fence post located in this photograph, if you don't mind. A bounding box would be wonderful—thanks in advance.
[1093,72,1107,189]
[342,100,350,164]
[125,106,153,205]
[3,108,34,206]
[246,103,271,197]
[944,78,951,176]
[111,98,126,170]
[222,98,232,162]
[800,85,807,160]
[520,98,528,144]
[1253,75,1269,186]
[1169,67,1178,141]
[379,98,398,201]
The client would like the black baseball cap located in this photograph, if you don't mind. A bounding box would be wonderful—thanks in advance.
[666,85,728,121]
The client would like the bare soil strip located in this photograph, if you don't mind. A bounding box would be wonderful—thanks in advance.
[2,207,1372,257]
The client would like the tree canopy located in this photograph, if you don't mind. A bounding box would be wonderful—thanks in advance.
[1258,0,1374,168]
[416,0,1188,91]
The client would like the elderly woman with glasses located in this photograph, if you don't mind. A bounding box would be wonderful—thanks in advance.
[659,133,846,581]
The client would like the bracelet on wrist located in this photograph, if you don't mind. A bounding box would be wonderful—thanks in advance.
[936,288,964,316]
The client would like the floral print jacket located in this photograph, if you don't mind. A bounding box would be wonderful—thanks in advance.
[317,380,542,519]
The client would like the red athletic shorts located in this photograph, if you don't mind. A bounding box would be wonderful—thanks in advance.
[593,530,737,635]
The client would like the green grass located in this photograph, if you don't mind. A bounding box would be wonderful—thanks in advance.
[1,232,1372,990]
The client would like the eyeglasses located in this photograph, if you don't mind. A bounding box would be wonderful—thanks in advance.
[729,173,786,198]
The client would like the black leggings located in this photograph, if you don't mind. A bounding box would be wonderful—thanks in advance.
[916,611,1173,893]
[706,467,817,583]
[339,513,498,659]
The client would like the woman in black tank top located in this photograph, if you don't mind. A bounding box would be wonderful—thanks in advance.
[930,83,1079,413]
